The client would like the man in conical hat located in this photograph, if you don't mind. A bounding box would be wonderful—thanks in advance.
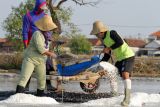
[90,20,135,106]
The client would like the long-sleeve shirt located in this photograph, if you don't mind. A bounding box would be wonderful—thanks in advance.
[22,0,46,47]
[24,31,49,64]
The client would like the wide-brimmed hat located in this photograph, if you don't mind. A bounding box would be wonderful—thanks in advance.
[35,15,57,31]
[90,20,108,35]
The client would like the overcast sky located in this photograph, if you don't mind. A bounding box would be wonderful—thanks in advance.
[0,0,160,38]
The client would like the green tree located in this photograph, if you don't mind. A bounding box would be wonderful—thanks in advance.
[69,34,92,54]
[2,0,100,52]
[2,0,77,51]
[2,0,34,51]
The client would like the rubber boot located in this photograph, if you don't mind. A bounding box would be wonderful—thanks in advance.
[36,89,45,97]
[46,80,57,91]
[121,88,131,106]
[16,85,25,93]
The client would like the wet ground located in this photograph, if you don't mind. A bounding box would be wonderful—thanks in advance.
[0,74,160,107]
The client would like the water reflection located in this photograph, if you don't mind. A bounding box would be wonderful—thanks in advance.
[0,74,160,93]
[0,74,160,107]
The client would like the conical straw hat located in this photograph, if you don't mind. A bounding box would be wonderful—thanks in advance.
[35,15,57,31]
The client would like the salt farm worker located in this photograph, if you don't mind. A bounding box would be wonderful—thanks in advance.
[22,0,48,48]
[22,0,57,91]
[16,15,57,96]
[90,20,135,106]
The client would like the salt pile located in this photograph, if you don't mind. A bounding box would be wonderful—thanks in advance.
[0,93,59,105]
[82,92,160,107]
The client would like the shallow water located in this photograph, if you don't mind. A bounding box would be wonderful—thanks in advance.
[0,74,160,107]
[0,74,160,93]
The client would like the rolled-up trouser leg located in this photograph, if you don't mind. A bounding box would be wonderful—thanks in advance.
[18,59,34,88]
[35,63,46,90]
